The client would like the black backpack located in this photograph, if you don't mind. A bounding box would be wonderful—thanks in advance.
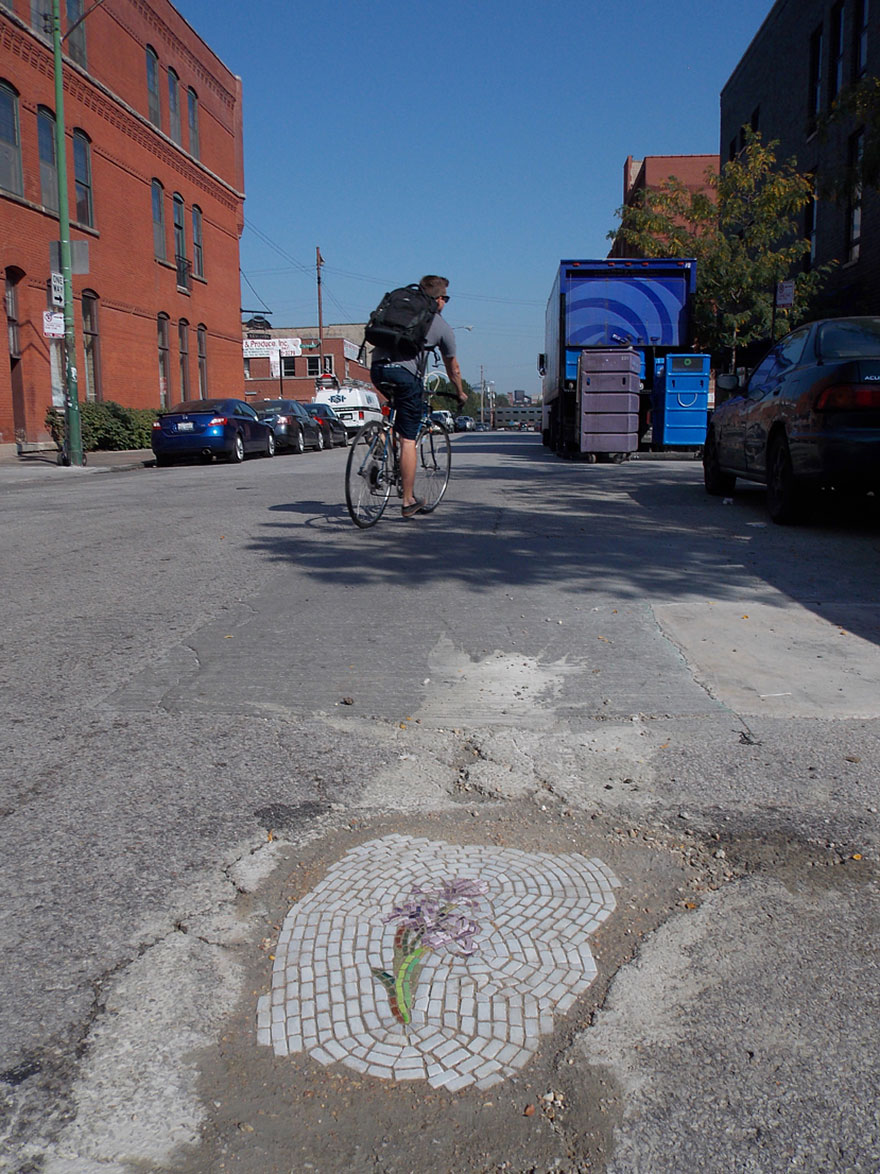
[364,285,437,361]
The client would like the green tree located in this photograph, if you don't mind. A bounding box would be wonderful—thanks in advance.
[609,130,830,368]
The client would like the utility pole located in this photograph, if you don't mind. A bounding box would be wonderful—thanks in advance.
[52,0,83,465]
[316,247,325,379]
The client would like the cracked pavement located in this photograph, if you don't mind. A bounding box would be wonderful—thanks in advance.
[1,438,879,1172]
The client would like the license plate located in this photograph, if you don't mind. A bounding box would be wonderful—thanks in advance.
[177,421,194,431]
[339,412,351,420]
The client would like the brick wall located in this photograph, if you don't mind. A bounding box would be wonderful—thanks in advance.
[721,0,880,316]
[0,0,244,452]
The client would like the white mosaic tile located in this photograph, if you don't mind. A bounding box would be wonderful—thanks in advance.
[256,835,618,1090]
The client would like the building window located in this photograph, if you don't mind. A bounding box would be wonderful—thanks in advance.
[168,68,181,144]
[829,2,845,106]
[37,106,58,212]
[172,194,190,290]
[30,1,47,34]
[847,129,864,263]
[191,205,203,277]
[157,313,170,408]
[178,318,190,399]
[853,0,870,79]
[81,290,101,402]
[197,323,207,397]
[282,356,296,377]
[72,129,93,226]
[808,24,823,134]
[187,87,199,159]
[66,0,86,68]
[307,355,334,377]
[0,81,24,196]
[151,179,166,260]
[5,268,21,359]
[146,46,160,125]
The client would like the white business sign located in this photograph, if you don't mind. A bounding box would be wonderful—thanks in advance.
[43,310,65,338]
[243,337,302,358]
[776,280,795,308]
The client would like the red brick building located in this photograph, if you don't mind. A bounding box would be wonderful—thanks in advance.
[242,322,373,402]
[0,0,244,454]
[608,154,719,258]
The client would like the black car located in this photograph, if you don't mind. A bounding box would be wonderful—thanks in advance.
[306,403,349,447]
[704,316,880,523]
[255,399,325,453]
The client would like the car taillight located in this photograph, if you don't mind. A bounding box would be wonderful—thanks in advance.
[209,416,228,425]
[152,420,161,430]
[358,410,365,419]
[276,415,289,425]
[814,385,880,410]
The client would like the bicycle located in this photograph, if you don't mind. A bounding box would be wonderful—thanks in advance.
[345,377,458,528]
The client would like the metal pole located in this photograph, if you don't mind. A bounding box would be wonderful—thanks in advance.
[52,0,83,465]
[316,247,325,380]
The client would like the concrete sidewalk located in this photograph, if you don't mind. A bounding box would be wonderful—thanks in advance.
[0,448,153,486]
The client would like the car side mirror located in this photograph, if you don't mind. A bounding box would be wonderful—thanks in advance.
[714,373,740,405]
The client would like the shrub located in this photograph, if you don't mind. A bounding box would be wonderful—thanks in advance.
[45,401,158,452]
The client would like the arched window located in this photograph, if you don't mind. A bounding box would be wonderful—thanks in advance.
[191,204,203,277]
[167,68,181,144]
[0,81,23,196]
[157,313,170,408]
[72,129,93,226]
[151,179,166,260]
[81,290,101,402]
[197,323,208,398]
[37,106,58,212]
[146,46,161,125]
[178,317,190,399]
[187,87,199,159]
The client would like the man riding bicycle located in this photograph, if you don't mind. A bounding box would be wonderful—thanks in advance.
[369,275,467,518]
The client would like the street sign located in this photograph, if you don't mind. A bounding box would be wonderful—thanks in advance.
[776,280,795,308]
[43,310,65,338]
[50,272,65,307]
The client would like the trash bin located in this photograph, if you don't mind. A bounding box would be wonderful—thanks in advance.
[652,354,710,447]
[577,349,640,454]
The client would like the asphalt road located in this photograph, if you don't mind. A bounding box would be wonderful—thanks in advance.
[0,435,878,1174]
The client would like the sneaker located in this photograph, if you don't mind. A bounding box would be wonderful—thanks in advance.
[401,498,426,518]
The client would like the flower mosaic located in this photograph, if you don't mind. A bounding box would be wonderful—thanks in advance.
[256,834,619,1091]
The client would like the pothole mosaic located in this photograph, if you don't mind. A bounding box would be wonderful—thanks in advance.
[256,834,619,1091]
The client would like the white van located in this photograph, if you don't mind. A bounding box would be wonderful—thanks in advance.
[319,385,384,436]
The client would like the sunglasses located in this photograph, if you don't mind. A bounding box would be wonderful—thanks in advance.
[439,294,450,303]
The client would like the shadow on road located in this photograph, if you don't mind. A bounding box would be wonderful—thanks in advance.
[252,436,880,649]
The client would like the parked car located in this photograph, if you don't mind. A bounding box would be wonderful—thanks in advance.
[704,317,880,523]
[255,399,324,453]
[305,403,349,447]
[475,421,490,432]
[321,386,384,435]
[454,414,476,432]
[152,398,275,465]
[430,410,455,431]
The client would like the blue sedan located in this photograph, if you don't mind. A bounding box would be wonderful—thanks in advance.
[152,399,275,465]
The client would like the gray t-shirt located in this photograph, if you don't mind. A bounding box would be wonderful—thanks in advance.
[371,312,456,377]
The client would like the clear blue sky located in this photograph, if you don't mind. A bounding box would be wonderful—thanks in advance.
[174,0,774,398]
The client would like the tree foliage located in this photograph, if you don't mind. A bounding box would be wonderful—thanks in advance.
[609,131,830,366]
[820,75,880,196]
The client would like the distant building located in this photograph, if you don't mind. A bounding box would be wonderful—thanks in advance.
[721,0,880,315]
[608,154,719,258]
[242,322,372,401]
[0,0,245,453]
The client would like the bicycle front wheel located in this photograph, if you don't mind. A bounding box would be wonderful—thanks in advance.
[413,421,451,513]
[345,422,393,527]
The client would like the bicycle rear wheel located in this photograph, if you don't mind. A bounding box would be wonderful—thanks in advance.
[345,423,393,527]
[413,421,451,513]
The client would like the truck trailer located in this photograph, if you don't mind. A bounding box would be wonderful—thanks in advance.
[539,258,698,458]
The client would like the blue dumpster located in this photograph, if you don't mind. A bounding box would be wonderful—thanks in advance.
[652,354,709,447]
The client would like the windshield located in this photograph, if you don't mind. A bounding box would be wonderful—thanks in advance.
[817,318,880,358]
[256,401,286,412]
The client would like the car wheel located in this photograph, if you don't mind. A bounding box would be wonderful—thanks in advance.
[229,433,245,463]
[703,429,736,496]
[766,433,805,524]
[292,427,305,455]
[315,429,325,451]
[265,431,275,457]
[340,430,349,447]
